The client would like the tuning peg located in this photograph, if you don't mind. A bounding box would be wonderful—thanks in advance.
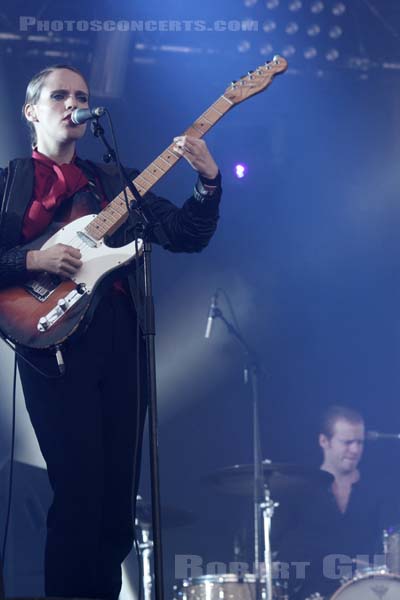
[231,80,237,88]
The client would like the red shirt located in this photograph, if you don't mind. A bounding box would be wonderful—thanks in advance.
[22,150,89,242]
[24,150,128,295]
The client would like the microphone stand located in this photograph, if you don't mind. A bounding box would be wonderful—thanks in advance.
[211,308,274,600]
[91,118,166,600]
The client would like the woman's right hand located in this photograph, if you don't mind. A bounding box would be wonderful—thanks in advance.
[27,244,82,278]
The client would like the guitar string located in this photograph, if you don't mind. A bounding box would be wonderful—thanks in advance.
[50,232,139,273]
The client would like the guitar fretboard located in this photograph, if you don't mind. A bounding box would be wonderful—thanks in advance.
[85,94,234,241]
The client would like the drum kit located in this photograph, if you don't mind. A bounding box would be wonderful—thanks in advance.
[174,569,400,600]
[136,461,400,600]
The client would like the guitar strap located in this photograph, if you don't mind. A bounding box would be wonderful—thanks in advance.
[0,158,107,249]
[51,178,103,227]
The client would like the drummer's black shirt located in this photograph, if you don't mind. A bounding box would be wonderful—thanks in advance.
[271,473,397,599]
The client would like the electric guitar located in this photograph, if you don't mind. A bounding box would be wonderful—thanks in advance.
[0,56,288,351]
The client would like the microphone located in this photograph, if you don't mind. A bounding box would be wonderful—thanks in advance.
[204,292,218,339]
[366,430,400,441]
[71,106,106,125]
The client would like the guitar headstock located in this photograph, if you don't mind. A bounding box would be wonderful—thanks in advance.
[223,55,288,105]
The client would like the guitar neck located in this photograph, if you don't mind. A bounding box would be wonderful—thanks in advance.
[84,93,234,242]
[84,55,288,242]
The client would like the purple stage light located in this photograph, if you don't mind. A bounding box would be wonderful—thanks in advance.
[235,164,247,179]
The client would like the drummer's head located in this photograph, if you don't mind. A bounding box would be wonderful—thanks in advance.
[318,405,365,475]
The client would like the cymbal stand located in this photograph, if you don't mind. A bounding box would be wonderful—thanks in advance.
[260,486,279,600]
[210,306,273,600]
[137,521,154,600]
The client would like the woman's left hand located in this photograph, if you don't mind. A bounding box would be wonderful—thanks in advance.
[173,136,219,179]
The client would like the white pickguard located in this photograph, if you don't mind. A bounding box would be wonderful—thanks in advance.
[41,214,143,293]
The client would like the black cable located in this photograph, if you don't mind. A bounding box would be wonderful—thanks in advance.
[1,355,17,582]
[0,335,63,379]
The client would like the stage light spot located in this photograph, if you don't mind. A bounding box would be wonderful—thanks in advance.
[235,164,247,179]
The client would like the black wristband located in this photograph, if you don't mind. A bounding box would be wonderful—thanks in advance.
[199,171,221,187]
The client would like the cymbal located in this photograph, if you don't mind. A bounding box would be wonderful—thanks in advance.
[205,460,334,496]
[135,497,196,529]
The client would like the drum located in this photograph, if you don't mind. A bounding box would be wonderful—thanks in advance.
[174,573,288,600]
[330,569,400,599]
[175,574,260,600]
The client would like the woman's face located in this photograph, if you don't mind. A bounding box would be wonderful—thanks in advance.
[26,68,89,148]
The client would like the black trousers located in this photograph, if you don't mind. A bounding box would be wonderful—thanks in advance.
[18,291,147,600]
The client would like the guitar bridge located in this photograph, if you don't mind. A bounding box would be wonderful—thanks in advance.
[37,284,87,332]
[24,273,61,302]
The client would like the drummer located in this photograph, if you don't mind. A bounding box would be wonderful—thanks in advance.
[272,405,390,599]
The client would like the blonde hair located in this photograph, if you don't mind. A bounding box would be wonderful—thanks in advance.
[22,64,89,147]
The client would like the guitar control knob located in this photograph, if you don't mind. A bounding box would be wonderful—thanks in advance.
[77,283,87,294]
[57,298,67,312]
[38,317,50,331]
